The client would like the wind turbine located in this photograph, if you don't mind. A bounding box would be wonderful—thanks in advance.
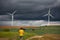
[8,10,17,26]
[43,8,54,25]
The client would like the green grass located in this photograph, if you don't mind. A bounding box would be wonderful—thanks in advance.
[0,32,18,38]
[0,26,60,40]
[0,32,36,40]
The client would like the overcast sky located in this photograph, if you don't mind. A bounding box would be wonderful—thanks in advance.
[0,0,60,20]
[0,0,60,26]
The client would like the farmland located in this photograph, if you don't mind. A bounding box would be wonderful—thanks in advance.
[0,25,60,40]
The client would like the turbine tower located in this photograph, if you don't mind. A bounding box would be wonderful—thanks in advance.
[8,10,17,26]
[43,8,54,25]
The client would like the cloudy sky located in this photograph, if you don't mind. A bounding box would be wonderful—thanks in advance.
[0,0,60,26]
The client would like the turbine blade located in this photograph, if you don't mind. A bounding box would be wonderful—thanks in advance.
[48,8,54,18]
[12,10,17,14]
[8,13,12,15]
[43,14,48,17]
[49,14,54,18]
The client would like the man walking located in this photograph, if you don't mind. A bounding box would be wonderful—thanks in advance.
[19,28,24,40]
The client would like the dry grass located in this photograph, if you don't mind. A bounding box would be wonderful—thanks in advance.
[0,26,39,29]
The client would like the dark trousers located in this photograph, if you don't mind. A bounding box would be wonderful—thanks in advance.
[20,36,23,40]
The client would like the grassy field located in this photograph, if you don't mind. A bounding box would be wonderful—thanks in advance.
[0,26,60,40]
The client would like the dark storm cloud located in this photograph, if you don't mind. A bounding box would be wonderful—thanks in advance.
[0,0,58,10]
[0,0,60,21]
[0,0,59,12]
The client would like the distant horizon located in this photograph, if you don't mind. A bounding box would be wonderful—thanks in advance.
[0,20,60,26]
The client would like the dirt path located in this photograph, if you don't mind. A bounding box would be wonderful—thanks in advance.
[26,36,44,40]
[25,34,60,40]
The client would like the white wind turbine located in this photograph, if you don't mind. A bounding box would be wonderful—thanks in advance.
[8,10,17,26]
[43,8,54,25]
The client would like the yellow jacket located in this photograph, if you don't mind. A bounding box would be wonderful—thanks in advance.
[19,29,24,36]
